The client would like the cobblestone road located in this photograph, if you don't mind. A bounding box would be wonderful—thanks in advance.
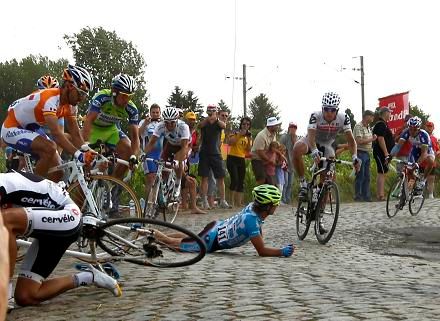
[7,199,440,321]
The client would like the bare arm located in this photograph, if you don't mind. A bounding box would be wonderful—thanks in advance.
[377,136,389,156]
[250,235,283,257]
[128,124,140,156]
[65,116,84,148]
[45,115,79,155]
[144,135,158,155]
[307,128,318,150]
[81,111,99,142]
[345,130,358,157]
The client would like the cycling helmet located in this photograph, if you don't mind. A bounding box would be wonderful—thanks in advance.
[162,107,179,121]
[111,73,137,94]
[63,64,94,92]
[206,104,218,113]
[322,92,341,108]
[37,75,59,89]
[252,184,282,206]
[407,116,422,128]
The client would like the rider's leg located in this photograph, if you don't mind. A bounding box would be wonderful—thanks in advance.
[114,137,132,180]
[31,136,62,181]
[292,140,309,186]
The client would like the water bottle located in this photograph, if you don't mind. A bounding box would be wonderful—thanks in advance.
[129,200,136,217]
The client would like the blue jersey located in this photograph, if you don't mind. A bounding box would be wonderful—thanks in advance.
[400,128,433,162]
[211,203,263,251]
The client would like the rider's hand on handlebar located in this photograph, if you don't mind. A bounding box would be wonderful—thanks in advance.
[311,148,321,165]
[128,154,138,170]
[74,150,97,167]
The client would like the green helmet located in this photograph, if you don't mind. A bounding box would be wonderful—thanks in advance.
[252,184,282,206]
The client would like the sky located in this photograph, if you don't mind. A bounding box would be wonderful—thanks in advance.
[1,0,440,135]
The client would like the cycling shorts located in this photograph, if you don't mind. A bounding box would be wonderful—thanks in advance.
[19,202,82,283]
[298,136,335,158]
[1,125,50,154]
[179,221,220,253]
[89,124,128,148]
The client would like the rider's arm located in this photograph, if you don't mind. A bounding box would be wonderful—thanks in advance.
[65,116,84,148]
[344,130,358,158]
[250,235,284,257]
[81,111,99,142]
[144,135,158,155]
[44,115,79,155]
[128,124,140,156]
[307,128,318,151]
[175,138,190,162]
[390,138,405,156]
[417,145,429,164]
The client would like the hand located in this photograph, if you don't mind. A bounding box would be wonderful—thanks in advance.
[129,155,138,170]
[74,150,97,167]
[385,155,393,164]
[352,155,361,172]
[372,134,377,142]
[311,148,321,165]
[281,244,294,257]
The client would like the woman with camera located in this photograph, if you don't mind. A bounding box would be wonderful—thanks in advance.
[226,117,253,207]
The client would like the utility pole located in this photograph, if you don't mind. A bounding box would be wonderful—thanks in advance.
[360,56,365,114]
[243,64,247,116]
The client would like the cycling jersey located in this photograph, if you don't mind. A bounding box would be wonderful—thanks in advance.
[88,89,139,127]
[399,128,434,162]
[307,110,352,144]
[153,120,190,146]
[140,119,163,173]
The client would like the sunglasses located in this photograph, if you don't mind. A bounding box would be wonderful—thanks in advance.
[72,84,88,98]
[323,107,338,113]
[165,120,177,125]
[289,125,297,129]
[118,91,134,97]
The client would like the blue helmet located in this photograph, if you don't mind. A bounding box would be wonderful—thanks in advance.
[407,116,422,128]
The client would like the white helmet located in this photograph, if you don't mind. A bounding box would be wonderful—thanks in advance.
[162,107,179,121]
[322,92,341,109]
[111,73,137,94]
[63,64,94,93]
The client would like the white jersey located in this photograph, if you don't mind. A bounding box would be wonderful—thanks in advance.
[139,119,160,150]
[307,110,352,144]
[0,171,72,208]
[153,120,190,146]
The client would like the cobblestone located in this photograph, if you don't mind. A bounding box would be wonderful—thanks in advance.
[7,200,440,320]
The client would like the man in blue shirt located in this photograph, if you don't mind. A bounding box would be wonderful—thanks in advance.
[155,184,294,257]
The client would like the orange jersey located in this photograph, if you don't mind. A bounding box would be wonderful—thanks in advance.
[3,88,77,128]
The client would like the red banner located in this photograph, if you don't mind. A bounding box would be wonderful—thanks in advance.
[378,91,409,134]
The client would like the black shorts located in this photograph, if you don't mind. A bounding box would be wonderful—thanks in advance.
[198,153,225,178]
[161,142,182,161]
[251,159,266,182]
[373,150,389,174]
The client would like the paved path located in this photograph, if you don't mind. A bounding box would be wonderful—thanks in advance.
[7,200,440,321]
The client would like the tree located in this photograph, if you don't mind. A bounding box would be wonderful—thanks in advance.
[248,93,280,130]
[64,26,148,116]
[167,86,204,116]
[0,55,67,122]
[409,103,430,124]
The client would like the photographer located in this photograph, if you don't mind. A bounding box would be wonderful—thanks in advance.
[227,117,253,207]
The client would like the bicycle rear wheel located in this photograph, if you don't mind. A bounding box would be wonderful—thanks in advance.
[386,178,405,218]
[96,218,206,267]
[296,197,311,240]
[314,181,339,244]
[68,175,142,219]
[408,183,425,216]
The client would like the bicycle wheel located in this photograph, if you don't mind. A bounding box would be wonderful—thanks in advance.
[296,196,311,240]
[408,183,425,216]
[163,177,180,223]
[68,175,142,219]
[96,218,206,267]
[143,175,161,220]
[314,181,339,244]
[386,178,405,218]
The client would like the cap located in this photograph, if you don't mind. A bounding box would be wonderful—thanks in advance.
[185,111,196,120]
[289,122,297,128]
[378,107,391,114]
[363,110,374,117]
[266,117,282,127]
[426,121,434,128]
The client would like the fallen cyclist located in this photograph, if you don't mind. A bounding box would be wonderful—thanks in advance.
[1,171,121,309]
[154,184,295,257]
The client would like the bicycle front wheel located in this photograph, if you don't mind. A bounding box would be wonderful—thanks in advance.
[68,175,142,219]
[96,218,206,267]
[296,198,311,240]
[314,181,339,244]
[386,178,405,218]
[409,183,425,216]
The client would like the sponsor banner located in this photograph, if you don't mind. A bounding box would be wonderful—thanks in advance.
[378,91,409,134]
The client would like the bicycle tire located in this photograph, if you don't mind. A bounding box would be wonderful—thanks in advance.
[163,177,180,223]
[68,175,142,219]
[296,197,311,240]
[386,178,405,218]
[408,183,425,216]
[143,175,161,220]
[314,181,339,244]
[96,217,206,267]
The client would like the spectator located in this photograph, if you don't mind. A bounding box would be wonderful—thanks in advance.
[265,141,280,186]
[424,121,440,198]
[276,144,288,192]
[251,117,281,185]
[198,105,230,209]
[226,117,252,208]
[353,110,376,202]
[0,212,8,319]
[372,107,395,201]
[279,122,298,204]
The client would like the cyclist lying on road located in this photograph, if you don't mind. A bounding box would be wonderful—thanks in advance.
[154,184,294,257]
[1,171,121,308]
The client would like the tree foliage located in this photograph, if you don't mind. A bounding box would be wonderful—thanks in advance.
[64,26,148,115]
[409,103,430,124]
[248,93,279,130]
[167,86,204,116]
[0,55,68,122]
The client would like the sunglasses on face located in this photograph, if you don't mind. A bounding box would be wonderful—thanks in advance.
[165,120,177,125]
[72,84,88,98]
[323,107,337,113]
[289,125,297,129]
[118,91,134,97]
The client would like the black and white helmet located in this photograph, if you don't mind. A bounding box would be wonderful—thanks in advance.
[162,107,179,121]
[322,92,341,109]
[111,73,137,94]
[63,64,94,92]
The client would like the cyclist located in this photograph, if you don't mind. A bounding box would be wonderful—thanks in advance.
[293,92,360,199]
[1,65,95,181]
[139,104,163,199]
[143,107,190,199]
[36,75,59,90]
[1,171,121,308]
[82,73,140,180]
[389,116,435,194]
[154,184,295,257]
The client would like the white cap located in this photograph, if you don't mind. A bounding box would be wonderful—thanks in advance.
[266,117,282,127]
